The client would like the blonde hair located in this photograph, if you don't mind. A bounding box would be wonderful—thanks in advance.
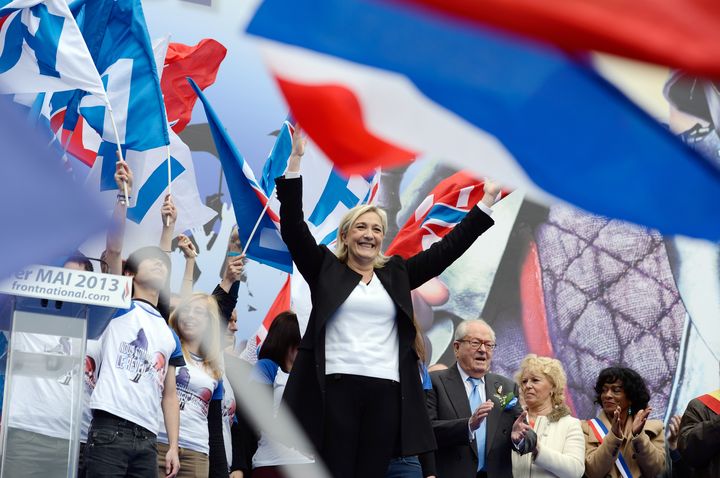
[169,293,224,380]
[515,354,567,410]
[334,204,390,268]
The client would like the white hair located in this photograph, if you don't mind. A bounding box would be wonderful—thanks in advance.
[454,319,496,342]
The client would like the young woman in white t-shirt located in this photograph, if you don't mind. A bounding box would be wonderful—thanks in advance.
[158,293,227,478]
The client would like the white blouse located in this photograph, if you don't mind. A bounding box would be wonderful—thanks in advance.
[325,276,399,381]
[511,414,585,478]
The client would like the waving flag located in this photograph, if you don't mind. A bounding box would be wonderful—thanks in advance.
[161,39,227,133]
[259,120,294,197]
[259,120,379,247]
[246,0,720,241]
[85,129,215,254]
[409,0,720,79]
[49,36,170,168]
[0,0,105,97]
[189,78,293,274]
[18,89,102,167]
[386,172,502,259]
[0,97,106,279]
[63,0,169,152]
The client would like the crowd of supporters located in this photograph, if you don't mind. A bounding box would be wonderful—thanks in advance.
[3,130,718,478]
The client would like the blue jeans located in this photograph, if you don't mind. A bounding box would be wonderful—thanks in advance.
[85,411,158,478]
[386,456,422,478]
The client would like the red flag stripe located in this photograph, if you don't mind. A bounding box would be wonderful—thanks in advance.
[520,238,577,416]
[261,274,292,331]
[276,76,417,175]
[405,0,720,78]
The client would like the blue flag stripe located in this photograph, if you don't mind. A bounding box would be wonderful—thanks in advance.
[127,156,184,224]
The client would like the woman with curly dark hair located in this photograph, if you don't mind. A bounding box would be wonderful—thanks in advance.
[581,367,665,478]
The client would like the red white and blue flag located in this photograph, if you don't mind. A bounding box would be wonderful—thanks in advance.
[246,0,720,241]
[386,171,504,259]
[189,78,293,274]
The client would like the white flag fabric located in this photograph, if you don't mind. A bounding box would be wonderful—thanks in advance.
[85,128,216,254]
[0,0,106,98]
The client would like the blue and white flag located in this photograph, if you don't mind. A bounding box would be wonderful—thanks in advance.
[260,119,379,247]
[63,0,169,152]
[0,0,105,97]
[189,78,293,274]
[85,129,216,255]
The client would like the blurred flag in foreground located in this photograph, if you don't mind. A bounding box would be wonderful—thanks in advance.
[246,0,720,241]
[0,97,106,279]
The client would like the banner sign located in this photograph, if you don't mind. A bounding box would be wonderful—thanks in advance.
[0,265,132,309]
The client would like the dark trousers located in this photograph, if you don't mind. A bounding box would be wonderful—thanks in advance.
[386,456,422,478]
[321,374,400,478]
[78,442,88,478]
[85,410,158,478]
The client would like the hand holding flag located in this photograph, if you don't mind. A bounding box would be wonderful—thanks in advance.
[114,158,132,203]
[287,124,306,173]
[480,178,501,209]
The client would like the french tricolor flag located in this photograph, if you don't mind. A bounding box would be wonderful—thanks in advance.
[246,0,720,241]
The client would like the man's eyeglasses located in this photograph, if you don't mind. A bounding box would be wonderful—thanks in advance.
[457,339,497,351]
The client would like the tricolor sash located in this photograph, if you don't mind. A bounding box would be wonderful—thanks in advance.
[698,389,720,415]
[587,418,634,478]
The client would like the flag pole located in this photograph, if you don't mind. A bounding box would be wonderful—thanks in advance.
[165,143,172,227]
[104,97,129,203]
[242,188,274,256]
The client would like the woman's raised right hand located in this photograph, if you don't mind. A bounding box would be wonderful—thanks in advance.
[287,124,306,173]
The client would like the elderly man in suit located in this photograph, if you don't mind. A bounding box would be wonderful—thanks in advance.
[427,319,524,478]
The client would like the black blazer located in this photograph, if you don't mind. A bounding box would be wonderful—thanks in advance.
[427,364,522,478]
[275,176,494,456]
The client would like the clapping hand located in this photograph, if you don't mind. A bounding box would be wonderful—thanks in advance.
[469,400,494,432]
[631,407,652,437]
[666,414,681,450]
[511,411,532,444]
[611,406,623,438]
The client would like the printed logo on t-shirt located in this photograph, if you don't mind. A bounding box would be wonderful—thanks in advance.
[222,397,236,428]
[44,336,75,385]
[84,355,97,390]
[116,328,167,385]
[176,366,213,414]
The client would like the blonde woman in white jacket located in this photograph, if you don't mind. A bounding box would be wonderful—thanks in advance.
[511,355,585,478]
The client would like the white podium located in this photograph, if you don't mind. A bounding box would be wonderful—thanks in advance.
[0,265,131,478]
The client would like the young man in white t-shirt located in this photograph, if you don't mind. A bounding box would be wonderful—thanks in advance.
[85,246,185,478]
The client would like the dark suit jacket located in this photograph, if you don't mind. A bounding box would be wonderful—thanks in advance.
[427,364,522,478]
[275,176,494,457]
